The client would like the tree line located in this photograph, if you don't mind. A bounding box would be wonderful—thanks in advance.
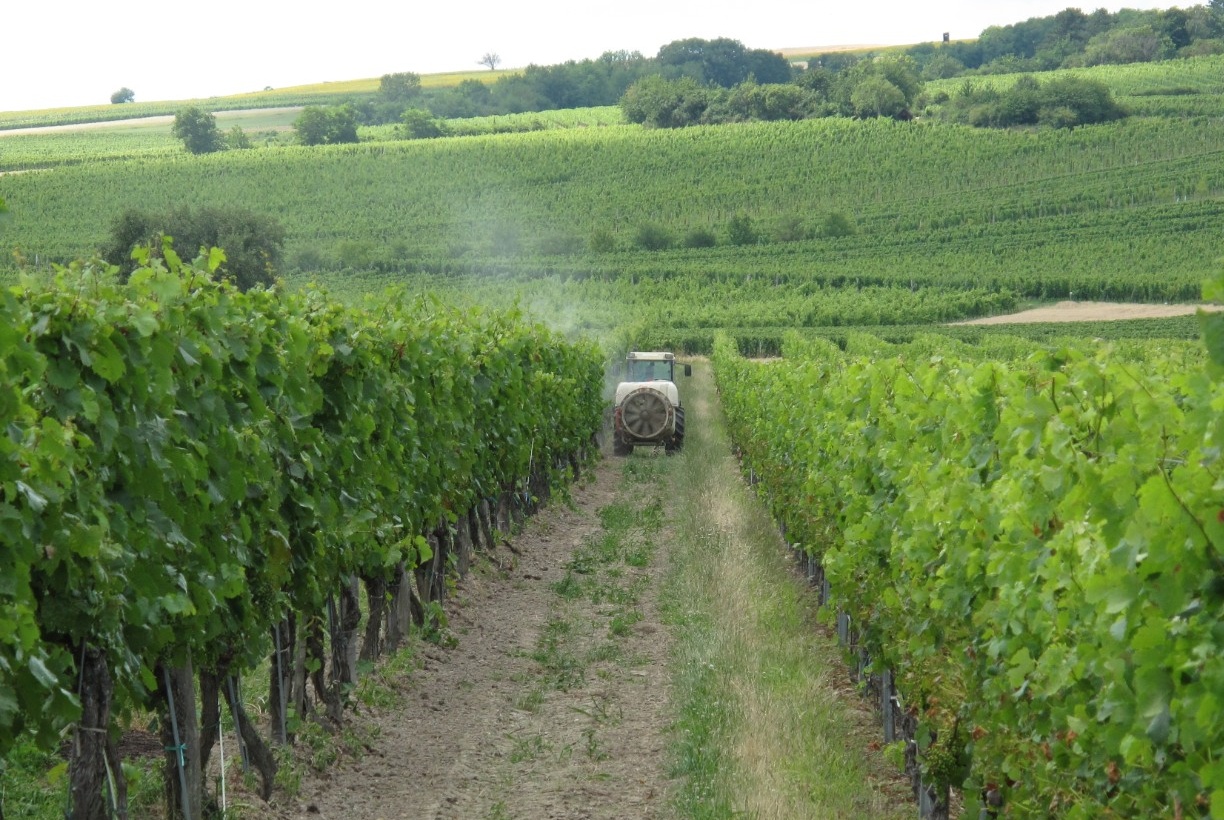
[859,1,1224,80]
[168,5,1224,154]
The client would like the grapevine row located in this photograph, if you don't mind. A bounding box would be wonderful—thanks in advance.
[712,294,1224,818]
[0,250,604,816]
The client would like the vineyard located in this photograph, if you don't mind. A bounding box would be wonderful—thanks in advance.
[5,36,1224,818]
[3,112,1223,351]
[0,253,603,817]
[927,53,1224,119]
[712,276,1224,817]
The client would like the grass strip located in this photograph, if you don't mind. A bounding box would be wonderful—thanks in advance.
[663,361,909,819]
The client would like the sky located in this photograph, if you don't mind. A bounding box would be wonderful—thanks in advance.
[1,0,1180,113]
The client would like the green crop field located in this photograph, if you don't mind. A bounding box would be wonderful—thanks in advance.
[0,70,505,130]
[3,109,1222,346]
[3,50,1223,348]
[927,53,1224,118]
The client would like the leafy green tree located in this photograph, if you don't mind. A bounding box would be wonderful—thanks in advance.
[874,56,924,107]
[110,87,135,104]
[657,37,789,87]
[588,229,617,253]
[225,126,253,150]
[682,228,717,248]
[429,79,494,118]
[171,106,222,154]
[401,108,448,139]
[820,212,856,238]
[379,72,422,102]
[633,222,674,251]
[294,105,359,145]
[851,76,906,118]
[726,214,758,246]
[101,206,285,291]
[1038,77,1125,126]
[620,75,710,128]
[922,54,965,80]
[1082,25,1173,65]
[1211,0,1224,36]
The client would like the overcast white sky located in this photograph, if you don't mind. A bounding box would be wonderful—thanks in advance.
[1,0,1178,112]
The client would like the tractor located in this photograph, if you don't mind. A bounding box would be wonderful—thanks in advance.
[611,351,691,455]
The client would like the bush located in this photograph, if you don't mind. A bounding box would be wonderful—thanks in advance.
[619,75,711,128]
[633,222,674,251]
[295,105,359,146]
[225,127,253,150]
[682,228,717,248]
[402,108,449,139]
[102,206,285,291]
[773,216,808,243]
[820,212,856,238]
[171,106,222,154]
[289,245,329,273]
[589,229,618,253]
[726,214,758,246]
[941,75,1124,129]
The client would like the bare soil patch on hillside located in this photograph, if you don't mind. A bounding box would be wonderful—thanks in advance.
[0,107,302,137]
[778,44,891,56]
[955,300,1222,325]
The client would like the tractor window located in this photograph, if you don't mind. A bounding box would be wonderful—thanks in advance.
[628,360,673,381]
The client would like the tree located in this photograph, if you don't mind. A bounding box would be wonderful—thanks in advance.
[1082,25,1173,65]
[379,72,422,102]
[101,206,285,291]
[110,87,135,104]
[429,79,494,118]
[1210,0,1224,36]
[619,75,710,128]
[588,229,617,253]
[171,106,222,154]
[401,108,447,139]
[656,37,789,87]
[479,52,501,71]
[682,227,717,248]
[726,214,758,246]
[225,126,253,150]
[633,222,674,251]
[851,76,906,118]
[294,105,359,146]
[820,212,856,238]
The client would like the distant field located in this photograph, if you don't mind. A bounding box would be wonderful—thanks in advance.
[4,114,1222,310]
[927,53,1224,118]
[3,56,1222,345]
[0,70,509,130]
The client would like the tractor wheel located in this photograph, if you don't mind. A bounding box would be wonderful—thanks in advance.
[613,432,634,457]
[666,406,686,453]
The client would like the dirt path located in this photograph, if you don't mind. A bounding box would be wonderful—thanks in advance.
[954,300,1222,324]
[222,365,912,820]
[0,107,302,137]
[238,447,675,820]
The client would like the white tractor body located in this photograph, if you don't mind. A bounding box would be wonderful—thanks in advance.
[612,352,689,454]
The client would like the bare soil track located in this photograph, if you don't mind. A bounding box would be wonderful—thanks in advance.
[237,449,673,820]
[955,300,1222,324]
